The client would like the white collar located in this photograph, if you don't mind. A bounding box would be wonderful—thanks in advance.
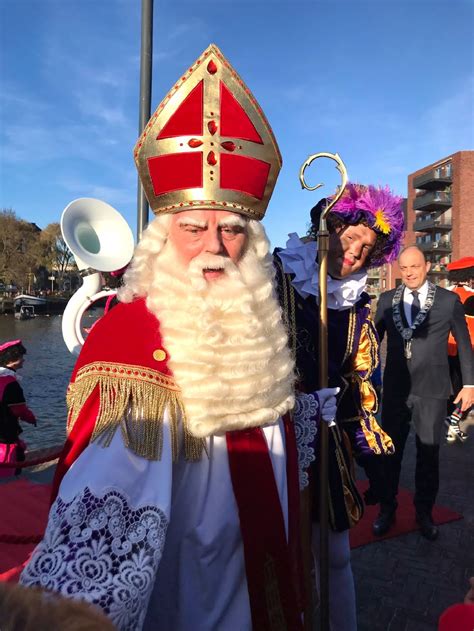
[405,280,429,298]
[278,233,368,311]
[0,367,20,380]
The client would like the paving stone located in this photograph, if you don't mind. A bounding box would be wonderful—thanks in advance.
[351,419,473,630]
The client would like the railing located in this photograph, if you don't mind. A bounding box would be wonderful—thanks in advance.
[417,239,452,252]
[413,162,453,190]
[413,190,452,211]
[413,217,452,231]
[428,265,448,275]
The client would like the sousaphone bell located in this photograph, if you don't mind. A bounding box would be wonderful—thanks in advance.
[61,198,135,355]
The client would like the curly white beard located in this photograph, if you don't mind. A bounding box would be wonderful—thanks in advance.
[119,215,295,438]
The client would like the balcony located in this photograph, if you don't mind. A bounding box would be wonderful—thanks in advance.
[428,265,449,277]
[367,268,382,279]
[417,238,452,254]
[413,163,452,190]
[413,190,452,211]
[413,216,452,232]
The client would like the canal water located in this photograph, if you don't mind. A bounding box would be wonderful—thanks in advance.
[0,314,100,450]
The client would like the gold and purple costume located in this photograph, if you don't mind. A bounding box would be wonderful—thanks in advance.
[274,248,393,531]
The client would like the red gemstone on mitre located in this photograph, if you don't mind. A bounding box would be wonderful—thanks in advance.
[188,138,203,148]
[207,151,217,166]
[208,120,218,135]
[207,59,218,74]
[221,141,236,152]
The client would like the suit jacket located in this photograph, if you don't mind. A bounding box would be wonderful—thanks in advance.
[375,285,473,401]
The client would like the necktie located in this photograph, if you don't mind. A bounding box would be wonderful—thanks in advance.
[411,290,420,324]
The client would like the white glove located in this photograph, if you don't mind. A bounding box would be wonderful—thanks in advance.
[316,387,340,423]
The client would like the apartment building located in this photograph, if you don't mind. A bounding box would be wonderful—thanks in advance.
[405,151,474,287]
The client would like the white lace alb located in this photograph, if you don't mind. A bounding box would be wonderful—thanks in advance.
[293,393,319,489]
[20,486,168,631]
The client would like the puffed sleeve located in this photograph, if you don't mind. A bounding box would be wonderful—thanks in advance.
[20,415,173,631]
[346,317,394,456]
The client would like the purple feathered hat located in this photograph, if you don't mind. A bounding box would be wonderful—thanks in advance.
[311,182,405,266]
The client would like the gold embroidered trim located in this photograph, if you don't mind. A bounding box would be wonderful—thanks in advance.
[275,258,297,358]
[342,308,357,365]
[66,362,205,462]
[75,361,180,391]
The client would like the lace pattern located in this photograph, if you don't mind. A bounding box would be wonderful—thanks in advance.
[293,393,319,489]
[20,487,168,631]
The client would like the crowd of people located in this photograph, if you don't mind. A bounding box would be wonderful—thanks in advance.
[1,44,473,631]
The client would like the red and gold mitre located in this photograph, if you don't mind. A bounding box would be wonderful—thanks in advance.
[134,44,282,220]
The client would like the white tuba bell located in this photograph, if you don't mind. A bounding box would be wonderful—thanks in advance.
[61,198,135,355]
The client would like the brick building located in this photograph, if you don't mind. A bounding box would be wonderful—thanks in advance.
[366,152,473,297]
[401,150,474,287]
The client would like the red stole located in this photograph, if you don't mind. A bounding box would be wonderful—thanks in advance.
[226,415,304,630]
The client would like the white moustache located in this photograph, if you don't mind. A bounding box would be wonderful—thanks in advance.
[188,254,236,274]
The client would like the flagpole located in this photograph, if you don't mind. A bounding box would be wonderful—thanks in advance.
[136,0,154,241]
[299,152,348,631]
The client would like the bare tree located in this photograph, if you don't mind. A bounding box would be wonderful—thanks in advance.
[39,223,76,284]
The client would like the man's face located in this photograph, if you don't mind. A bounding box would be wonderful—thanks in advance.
[168,209,248,282]
[7,356,24,370]
[327,223,377,279]
[399,248,430,290]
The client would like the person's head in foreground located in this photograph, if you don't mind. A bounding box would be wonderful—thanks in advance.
[0,582,116,631]
[0,340,27,370]
[118,44,295,438]
[447,256,474,289]
[309,182,405,279]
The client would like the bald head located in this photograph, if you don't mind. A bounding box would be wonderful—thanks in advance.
[398,245,430,290]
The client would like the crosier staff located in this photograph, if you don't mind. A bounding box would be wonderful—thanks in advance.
[299,152,348,631]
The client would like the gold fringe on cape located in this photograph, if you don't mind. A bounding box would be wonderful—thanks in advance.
[66,361,205,461]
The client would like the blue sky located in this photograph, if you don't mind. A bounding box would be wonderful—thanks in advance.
[1,0,473,249]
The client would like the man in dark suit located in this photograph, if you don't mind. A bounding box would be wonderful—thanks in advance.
[372,245,473,540]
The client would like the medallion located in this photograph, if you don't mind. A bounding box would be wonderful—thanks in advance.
[392,283,436,360]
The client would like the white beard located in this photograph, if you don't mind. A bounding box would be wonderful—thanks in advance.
[119,216,295,438]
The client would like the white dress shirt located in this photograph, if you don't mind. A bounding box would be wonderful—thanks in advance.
[403,280,429,326]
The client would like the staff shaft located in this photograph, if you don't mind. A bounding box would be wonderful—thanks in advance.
[318,222,330,631]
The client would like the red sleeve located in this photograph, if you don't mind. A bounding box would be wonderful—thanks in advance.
[9,402,37,424]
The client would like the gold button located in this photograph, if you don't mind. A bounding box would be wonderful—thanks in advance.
[153,349,167,362]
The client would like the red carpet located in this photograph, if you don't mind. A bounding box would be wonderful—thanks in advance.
[0,478,464,580]
[0,479,51,582]
[350,480,463,548]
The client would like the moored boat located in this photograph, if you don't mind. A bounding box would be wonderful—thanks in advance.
[13,294,68,315]
[13,295,47,308]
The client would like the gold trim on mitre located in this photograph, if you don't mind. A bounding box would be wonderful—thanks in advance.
[134,44,282,220]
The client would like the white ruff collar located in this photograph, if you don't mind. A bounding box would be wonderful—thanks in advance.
[0,367,21,381]
[278,233,368,311]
